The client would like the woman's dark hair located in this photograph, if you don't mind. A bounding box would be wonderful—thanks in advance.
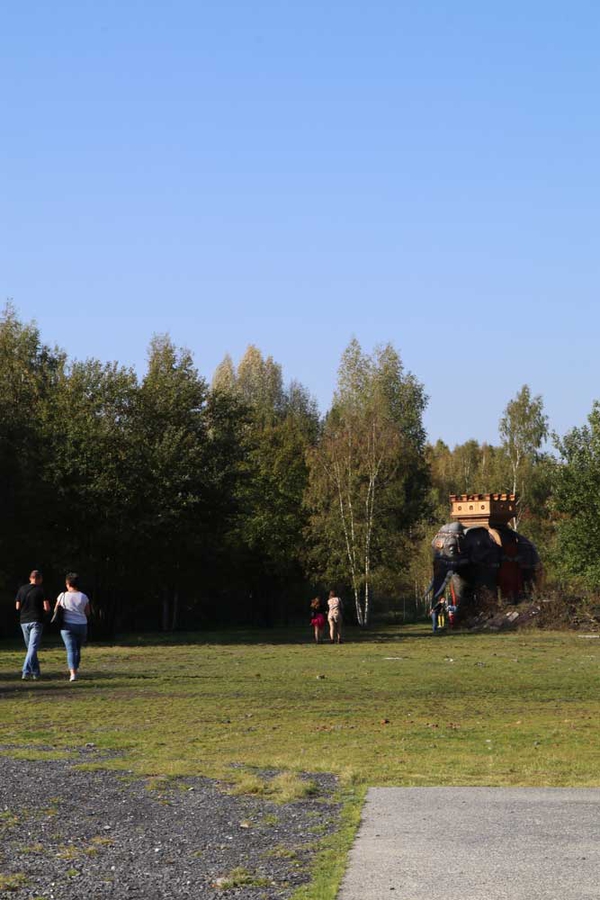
[65,572,80,589]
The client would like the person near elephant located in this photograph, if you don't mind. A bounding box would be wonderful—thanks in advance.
[447,603,458,628]
[430,598,446,633]
[54,573,90,682]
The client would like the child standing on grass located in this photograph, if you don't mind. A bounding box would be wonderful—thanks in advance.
[430,598,446,633]
[310,597,326,643]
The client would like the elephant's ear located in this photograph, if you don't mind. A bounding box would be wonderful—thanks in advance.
[515,533,540,569]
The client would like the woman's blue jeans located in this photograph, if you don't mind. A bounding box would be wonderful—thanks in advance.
[60,624,87,671]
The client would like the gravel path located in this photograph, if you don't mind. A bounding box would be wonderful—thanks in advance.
[0,749,340,899]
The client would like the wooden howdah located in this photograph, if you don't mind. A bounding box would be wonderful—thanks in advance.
[449,493,517,529]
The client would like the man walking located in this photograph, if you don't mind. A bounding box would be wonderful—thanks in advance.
[16,570,50,680]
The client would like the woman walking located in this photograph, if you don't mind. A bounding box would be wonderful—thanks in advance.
[327,590,344,644]
[54,573,90,682]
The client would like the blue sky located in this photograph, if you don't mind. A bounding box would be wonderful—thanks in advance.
[2,1,598,445]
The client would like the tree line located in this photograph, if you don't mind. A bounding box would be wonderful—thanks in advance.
[0,306,597,636]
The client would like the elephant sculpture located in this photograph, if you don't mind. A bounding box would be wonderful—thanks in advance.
[428,494,542,620]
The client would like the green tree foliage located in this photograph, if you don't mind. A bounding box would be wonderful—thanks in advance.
[210,346,319,624]
[236,344,285,418]
[211,352,237,394]
[134,335,211,630]
[1,305,577,634]
[42,357,140,633]
[499,385,549,527]
[0,306,64,591]
[428,439,510,512]
[305,340,429,626]
[552,402,600,589]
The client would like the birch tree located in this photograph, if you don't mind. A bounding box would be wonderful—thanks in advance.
[499,385,548,527]
[306,340,428,626]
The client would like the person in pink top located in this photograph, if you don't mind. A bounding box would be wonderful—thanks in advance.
[309,596,326,643]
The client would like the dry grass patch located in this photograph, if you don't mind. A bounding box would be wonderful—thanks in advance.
[214,866,273,890]
[228,770,317,802]
[0,873,28,892]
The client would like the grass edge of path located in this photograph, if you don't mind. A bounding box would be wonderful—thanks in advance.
[291,780,366,900]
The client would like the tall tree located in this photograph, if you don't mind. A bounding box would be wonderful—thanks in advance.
[136,335,210,630]
[0,305,64,590]
[552,402,600,589]
[306,340,428,626]
[43,358,140,634]
[210,347,318,624]
[499,385,548,527]
[211,353,237,394]
[236,345,285,418]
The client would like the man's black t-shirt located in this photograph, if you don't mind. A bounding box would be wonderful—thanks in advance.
[16,584,47,624]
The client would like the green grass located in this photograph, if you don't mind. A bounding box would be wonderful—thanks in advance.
[292,780,365,900]
[1,625,598,786]
[1,625,599,898]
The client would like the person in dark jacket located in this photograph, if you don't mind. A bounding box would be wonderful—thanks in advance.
[15,570,51,680]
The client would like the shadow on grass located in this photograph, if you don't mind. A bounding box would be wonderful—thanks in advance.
[1,624,504,656]
[128,623,519,646]
[106,624,472,647]
[0,667,233,695]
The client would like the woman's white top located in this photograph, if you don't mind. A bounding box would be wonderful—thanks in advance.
[59,591,89,625]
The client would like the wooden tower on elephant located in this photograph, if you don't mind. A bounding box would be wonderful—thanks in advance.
[449,493,517,531]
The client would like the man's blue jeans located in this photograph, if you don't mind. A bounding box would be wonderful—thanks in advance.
[60,624,87,672]
[21,622,44,676]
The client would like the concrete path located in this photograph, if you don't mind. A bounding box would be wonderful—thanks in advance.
[338,788,600,899]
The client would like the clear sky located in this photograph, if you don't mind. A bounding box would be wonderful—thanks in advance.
[2,1,598,446]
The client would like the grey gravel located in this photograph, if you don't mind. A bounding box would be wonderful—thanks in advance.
[0,750,340,899]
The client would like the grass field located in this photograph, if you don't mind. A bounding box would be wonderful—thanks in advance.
[1,624,599,787]
[2,625,599,898]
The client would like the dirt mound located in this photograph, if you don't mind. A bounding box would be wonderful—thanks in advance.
[460,596,600,633]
